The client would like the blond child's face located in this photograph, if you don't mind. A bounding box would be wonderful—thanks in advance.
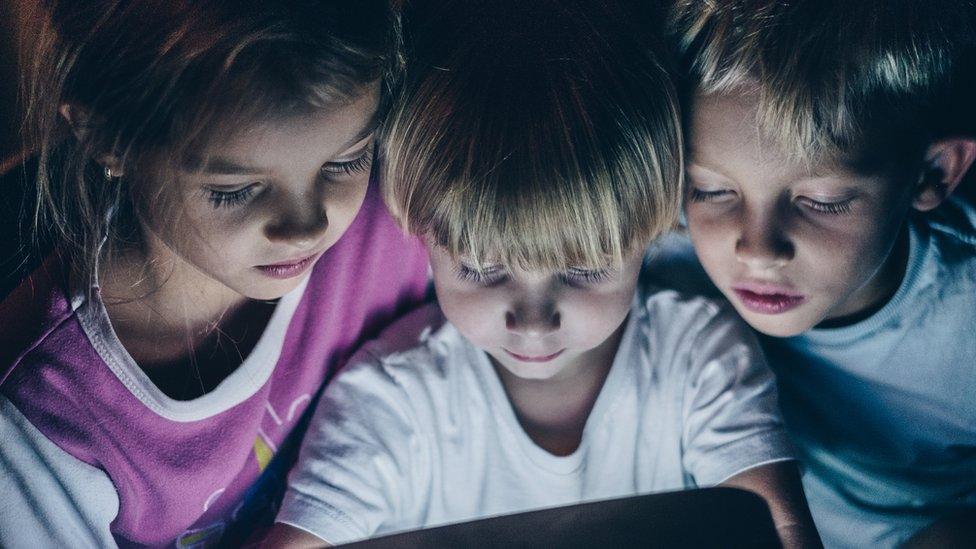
[134,88,379,301]
[683,91,915,337]
[428,244,642,381]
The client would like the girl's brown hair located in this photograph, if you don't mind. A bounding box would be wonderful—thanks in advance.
[24,0,402,287]
[382,0,683,272]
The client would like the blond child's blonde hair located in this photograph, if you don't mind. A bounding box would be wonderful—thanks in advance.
[670,0,976,172]
[382,0,683,272]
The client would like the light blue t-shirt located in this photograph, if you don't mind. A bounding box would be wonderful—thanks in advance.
[645,197,976,548]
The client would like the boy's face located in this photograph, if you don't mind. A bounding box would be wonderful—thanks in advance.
[684,91,915,337]
[428,243,642,381]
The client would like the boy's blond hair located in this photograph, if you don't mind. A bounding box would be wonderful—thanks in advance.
[382,0,682,272]
[671,0,976,171]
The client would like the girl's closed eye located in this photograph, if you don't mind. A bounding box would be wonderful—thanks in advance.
[321,142,374,178]
[207,184,259,209]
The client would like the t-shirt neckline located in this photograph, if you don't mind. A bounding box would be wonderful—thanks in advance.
[465,297,639,475]
[71,272,310,422]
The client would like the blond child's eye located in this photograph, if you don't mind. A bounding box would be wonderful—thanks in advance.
[688,188,735,202]
[559,268,612,286]
[454,263,508,286]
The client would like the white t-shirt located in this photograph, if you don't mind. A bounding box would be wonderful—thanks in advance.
[277,285,795,545]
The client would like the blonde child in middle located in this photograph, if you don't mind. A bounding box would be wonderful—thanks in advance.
[268,0,820,547]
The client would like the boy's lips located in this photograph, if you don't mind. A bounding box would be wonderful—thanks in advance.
[504,349,565,363]
[731,281,806,314]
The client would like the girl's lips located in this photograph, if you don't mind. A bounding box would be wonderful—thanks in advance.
[504,349,565,363]
[255,253,320,280]
[732,286,807,314]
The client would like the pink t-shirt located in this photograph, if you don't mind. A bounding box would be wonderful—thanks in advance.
[0,178,429,547]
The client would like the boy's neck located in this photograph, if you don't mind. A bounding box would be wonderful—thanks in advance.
[493,321,625,457]
[818,224,911,329]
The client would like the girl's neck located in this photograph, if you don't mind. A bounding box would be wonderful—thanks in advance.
[97,236,276,399]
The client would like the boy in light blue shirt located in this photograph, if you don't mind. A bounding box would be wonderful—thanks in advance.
[659,1,976,547]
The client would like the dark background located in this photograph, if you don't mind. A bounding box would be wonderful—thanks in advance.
[0,0,30,164]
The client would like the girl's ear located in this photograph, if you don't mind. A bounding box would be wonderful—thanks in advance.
[59,103,126,177]
[913,138,976,212]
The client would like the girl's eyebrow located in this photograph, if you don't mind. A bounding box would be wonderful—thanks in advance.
[192,157,265,175]
[181,120,379,175]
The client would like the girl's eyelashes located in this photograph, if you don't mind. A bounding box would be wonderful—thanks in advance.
[321,144,374,177]
[208,184,257,209]
[797,196,855,215]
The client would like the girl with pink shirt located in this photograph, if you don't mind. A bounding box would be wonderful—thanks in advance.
[0,0,428,545]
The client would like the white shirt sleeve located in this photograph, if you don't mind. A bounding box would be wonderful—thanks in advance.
[0,396,120,549]
[679,304,795,486]
[276,349,427,545]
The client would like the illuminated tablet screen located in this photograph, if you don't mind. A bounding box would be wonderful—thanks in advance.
[341,486,780,549]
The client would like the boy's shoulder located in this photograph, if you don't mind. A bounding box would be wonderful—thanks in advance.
[629,276,754,366]
[338,302,464,391]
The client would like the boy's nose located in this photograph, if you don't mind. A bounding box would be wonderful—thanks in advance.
[734,221,794,271]
[505,300,561,337]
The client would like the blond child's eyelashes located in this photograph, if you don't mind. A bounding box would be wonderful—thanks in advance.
[453,263,613,287]
[455,263,508,285]
[559,267,612,286]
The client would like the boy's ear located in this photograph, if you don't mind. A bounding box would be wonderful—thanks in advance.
[59,103,125,177]
[913,138,976,212]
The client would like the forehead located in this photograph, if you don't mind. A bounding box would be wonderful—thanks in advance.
[185,86,379,172]
[688,91,856,184]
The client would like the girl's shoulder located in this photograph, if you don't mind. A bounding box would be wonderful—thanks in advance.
[0,251,80,386]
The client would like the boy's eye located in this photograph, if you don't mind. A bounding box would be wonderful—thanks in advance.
[321,145,374,178]
[688,188,735,203]
[454,263,508,286]
[207,184,257,209]
[559,267,612,286]
[796,196,854,215]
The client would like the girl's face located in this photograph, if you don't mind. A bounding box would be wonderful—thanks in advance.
[134,88,379,301]
[428,243,642,381]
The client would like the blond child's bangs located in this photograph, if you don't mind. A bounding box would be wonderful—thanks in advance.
[382,0,683,272]
[670,0,974,169]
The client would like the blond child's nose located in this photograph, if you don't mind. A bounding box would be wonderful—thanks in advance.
[505,303,561,337]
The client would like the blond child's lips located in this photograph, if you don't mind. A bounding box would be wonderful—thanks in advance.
[504,348,565,363]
